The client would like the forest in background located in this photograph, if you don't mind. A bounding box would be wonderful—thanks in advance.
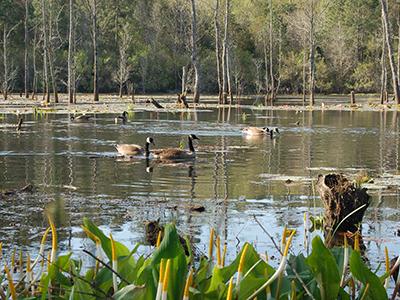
[1,0,400,105]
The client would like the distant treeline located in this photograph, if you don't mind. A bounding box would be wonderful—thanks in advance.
[0,0,399,104]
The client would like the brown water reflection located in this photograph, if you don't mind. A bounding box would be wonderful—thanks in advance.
[0,109,399,267]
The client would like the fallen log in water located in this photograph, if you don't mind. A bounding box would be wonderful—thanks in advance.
[146,97,164,109]
[0,184,35,199]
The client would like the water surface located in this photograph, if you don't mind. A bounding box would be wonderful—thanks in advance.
[1,109,399,267]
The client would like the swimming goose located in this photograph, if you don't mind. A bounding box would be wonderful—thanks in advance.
[115,137,155,158]
[242,126,268,136]
[115,111,128,123]
[266,127,280,138]
[70,114,93,122]
[151,134,200,160]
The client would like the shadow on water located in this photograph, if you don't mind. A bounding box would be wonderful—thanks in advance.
[0,108,399,267]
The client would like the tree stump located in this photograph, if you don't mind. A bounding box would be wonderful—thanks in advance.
[350,91,355,104]
[177,93,189,108]
[316,174,370,234]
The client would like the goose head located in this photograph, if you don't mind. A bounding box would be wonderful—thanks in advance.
[189,134,200,141]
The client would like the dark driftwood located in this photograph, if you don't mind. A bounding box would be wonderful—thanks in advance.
[146,98,164,109]
[1,184,35,200]
[316,174,370,233]
[16,116,23,131]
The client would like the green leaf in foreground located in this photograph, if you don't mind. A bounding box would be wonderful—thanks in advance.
[349,250,387,300]
[306,236,341,300]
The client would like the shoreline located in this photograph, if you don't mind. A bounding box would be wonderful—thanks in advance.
[0,93,399,114]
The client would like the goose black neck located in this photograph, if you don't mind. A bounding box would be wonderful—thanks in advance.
[188,136,195,152]
[145,142,150,157]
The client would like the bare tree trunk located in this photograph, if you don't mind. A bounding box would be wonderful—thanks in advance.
[47,7,58,103]
[221,0,230,104]
[398,3,400,81]
[263,39,269,105]
[68,0,74,103]
[269,0,275,104]
[32,26,37,99]
[2,26,7,100]
[381,17,388,105]
[309,0,315,106]
[380,0,400,104]
[226,45,233,104]
[92,0,99,102]
[275,27,282,96]
[214,0,223,104]
[190,0,200,103]
[24,0,29,99]
[41,0,50,103]
[302,48,306,105]
[181,66,186,95]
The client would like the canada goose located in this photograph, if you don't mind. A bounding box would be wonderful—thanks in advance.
[115,137,155,158]
[242,127,268,136]
[151,134,200,160]
[70,114,92,122]
[115,111,128,123]
[266,127,280,139]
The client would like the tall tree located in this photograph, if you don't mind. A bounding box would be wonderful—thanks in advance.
[309,0,316,106]
[380,0,400,104]
[190,0,200,103]
[269,0,275,104]
[41,0,49,103]
[24,0,29,98]
[221,0,231,104]
[68,0,74,104]
[214,0,223,103]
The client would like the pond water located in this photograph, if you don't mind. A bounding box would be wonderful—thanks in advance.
[0,108,399,268]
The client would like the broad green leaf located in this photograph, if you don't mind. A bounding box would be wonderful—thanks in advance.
[151,223,185,265]
[83,218,130,260]
[306,236,340,300]
[114,284,148,300]
[349,251,387,300]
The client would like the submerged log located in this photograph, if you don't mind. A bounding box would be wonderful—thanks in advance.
[316,174,370,234]
[1,184,35,199]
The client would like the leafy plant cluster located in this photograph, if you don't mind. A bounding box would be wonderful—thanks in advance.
[0,217,398,299]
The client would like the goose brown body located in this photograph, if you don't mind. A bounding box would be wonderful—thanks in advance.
[70,115,92,122]
[242,126,267,136]
[115,137,154,157]
[151,134,199,160]
[115,144,144,156]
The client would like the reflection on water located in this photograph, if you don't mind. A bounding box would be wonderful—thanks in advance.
[0,109,399,267]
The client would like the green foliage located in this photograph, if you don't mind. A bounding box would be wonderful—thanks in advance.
[0,220,395,299]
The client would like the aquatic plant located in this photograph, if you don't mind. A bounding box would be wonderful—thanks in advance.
[0,217,398,299]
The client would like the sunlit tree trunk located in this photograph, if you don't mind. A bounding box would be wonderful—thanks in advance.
[269,0,275,104]
[41,0,50,103]
[24,0,29,99]
[2,26,7,100]
[381,17,387,105]
[309,0,315,106]
[190,0,200,103]
[380,0,400,104]
[47,6,58,103]
[92,0,99,102]
[68,0,74,104]
[214,0,223,103]
[221,0,230,104]
[302,48,306,105]
[263,39,269,105]
[226,44,233,104]
[32,26,37,99]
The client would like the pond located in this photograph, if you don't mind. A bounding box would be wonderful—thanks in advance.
[1,108,399,268]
